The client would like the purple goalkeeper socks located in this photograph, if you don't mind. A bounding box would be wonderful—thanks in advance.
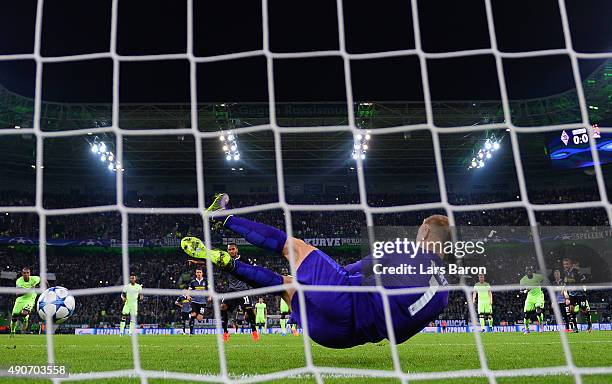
[223,216,287,254]
[230,260,284,288]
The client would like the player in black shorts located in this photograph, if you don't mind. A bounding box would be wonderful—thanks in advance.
[174,292,191,334]
[552,269,569,331]
[187,267,209,335]
[562,257,592,333]
[189,243,259,342]
[234,308,245,330]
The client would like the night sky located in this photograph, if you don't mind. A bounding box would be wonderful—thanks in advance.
[0,0,610,104]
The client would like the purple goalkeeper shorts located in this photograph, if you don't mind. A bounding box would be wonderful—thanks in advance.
[289,249,359,348]
[289,249,448,348]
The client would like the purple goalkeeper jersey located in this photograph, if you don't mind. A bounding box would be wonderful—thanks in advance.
[291,248,449,348]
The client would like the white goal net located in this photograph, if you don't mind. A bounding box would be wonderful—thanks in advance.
[1,0,611,383]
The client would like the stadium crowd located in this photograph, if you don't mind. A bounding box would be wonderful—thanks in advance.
[1,188,610,330]
[2,246,610,328]
[1,189,609,242]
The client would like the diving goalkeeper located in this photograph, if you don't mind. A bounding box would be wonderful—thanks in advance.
[180,194,449,349]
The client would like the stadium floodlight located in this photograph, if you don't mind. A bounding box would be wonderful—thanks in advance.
[469,134,505,170]
[352,130,371,161]
[221,131,240,161]
[89,137,117,171]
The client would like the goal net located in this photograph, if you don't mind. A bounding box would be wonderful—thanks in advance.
[1,0,611,383]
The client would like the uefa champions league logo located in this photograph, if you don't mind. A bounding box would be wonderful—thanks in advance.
[9,237,35,245]
[79,239,102,246]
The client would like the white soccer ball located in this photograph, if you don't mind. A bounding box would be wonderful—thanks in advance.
[37,286,75,323]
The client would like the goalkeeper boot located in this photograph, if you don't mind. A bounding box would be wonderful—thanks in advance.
[206,193,229,218]
[181,237,232,268]
[206,193,230,230]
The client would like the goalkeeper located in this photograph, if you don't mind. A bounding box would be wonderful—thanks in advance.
[10,267,41,336]
[181,193,449,349]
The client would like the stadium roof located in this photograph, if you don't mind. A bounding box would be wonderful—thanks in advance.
[0,1,610,189]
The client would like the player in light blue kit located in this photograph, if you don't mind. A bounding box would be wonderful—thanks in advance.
[181,194,450,348]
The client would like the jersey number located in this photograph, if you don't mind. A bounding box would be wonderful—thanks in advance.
[409,275,440,316]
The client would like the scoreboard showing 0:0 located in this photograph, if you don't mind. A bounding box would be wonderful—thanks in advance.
[571,128,589,145]
[560,128,590,146]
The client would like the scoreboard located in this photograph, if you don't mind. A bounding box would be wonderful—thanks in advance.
[560,127,589,146]
[548,125,612,169]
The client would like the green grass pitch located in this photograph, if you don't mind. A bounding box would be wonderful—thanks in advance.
[2,332,611,383]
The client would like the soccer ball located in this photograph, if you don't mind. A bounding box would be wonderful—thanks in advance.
[37,286,75,323]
